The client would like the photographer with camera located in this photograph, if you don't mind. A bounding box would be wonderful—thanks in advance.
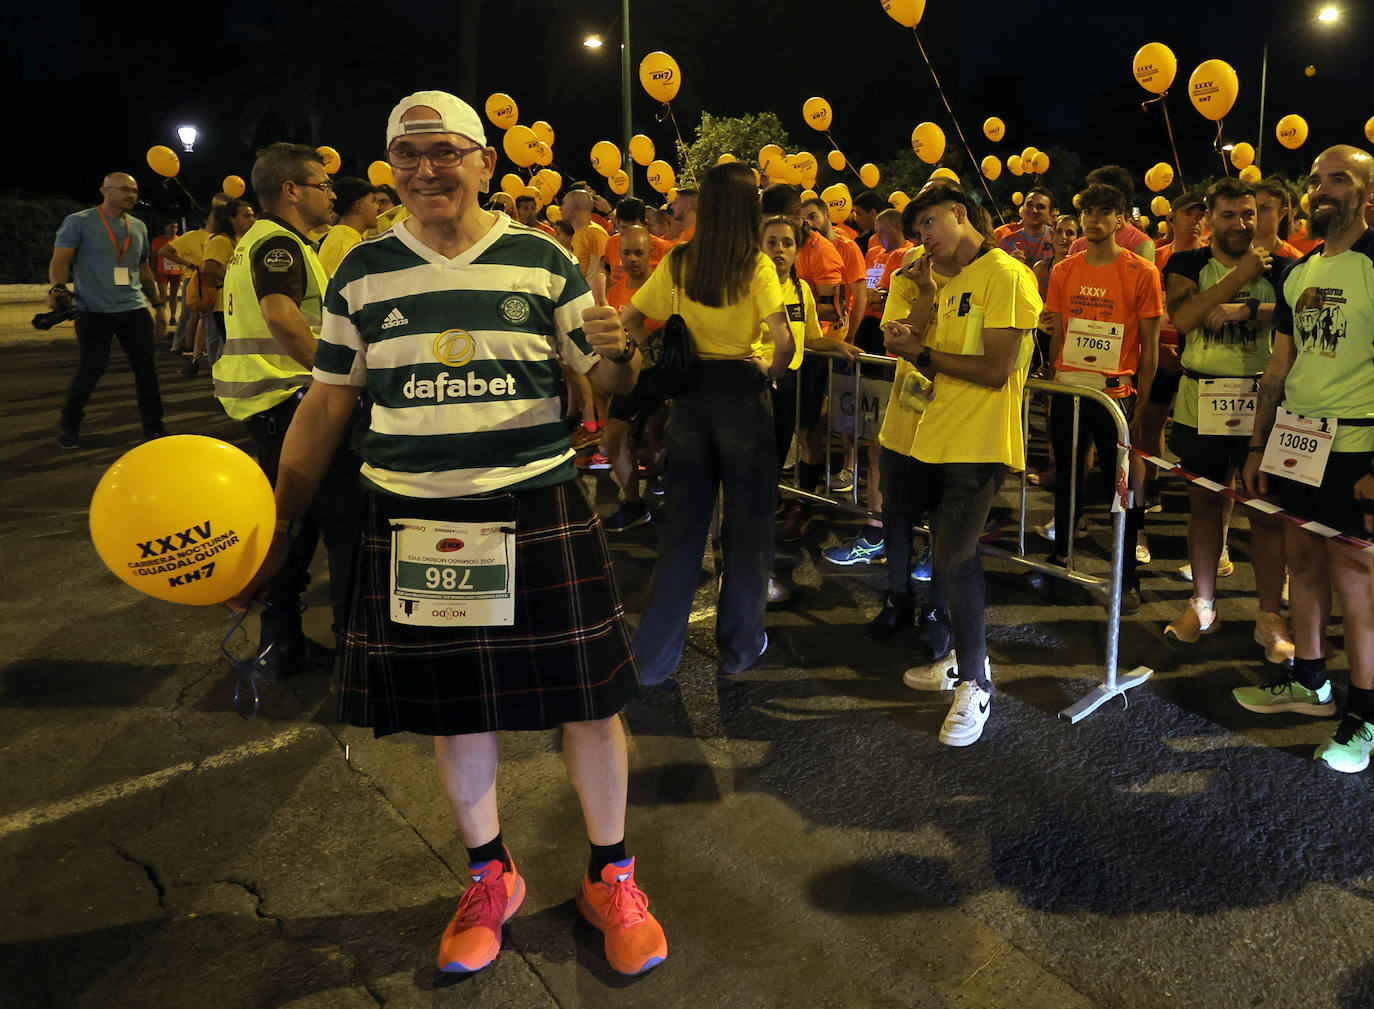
[50,172,168,449]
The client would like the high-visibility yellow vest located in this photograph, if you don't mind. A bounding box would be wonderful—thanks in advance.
[213,218,327,421]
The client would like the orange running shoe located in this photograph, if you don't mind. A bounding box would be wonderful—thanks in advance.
[575,857,667,975]
[437,854,526,973]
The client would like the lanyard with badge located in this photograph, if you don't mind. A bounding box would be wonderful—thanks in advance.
[1259,407,1335,488]
[1197,377,1259,436]
[388,497,518,627]
[1061,317,1125,374]
[99,207,135,287]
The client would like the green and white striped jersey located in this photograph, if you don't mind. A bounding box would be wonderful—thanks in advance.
[315,214,598,498]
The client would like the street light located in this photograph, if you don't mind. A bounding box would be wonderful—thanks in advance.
[583,34,604,48]
[177,125,198,153]
[583,1,633,197]
[1257,8,1338,164]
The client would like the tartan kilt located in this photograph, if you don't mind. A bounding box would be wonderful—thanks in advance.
[337,479,640,736]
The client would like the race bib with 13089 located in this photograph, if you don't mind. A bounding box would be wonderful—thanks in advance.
[1197,378,1258,436]
[388,518,516,626]
[1259,406,1335,488]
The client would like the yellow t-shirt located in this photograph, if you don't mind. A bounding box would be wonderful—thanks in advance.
[364,204,411,239]
[910,247,1042,469]
[774,272,822,370]
[167,228,209,267]
[201,233,236,312]
[631,250,784,360]
[317,223,363,278]
[573,222,609,276]
[878,248,951,456]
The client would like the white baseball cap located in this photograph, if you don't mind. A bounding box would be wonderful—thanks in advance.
[385,91,487,147]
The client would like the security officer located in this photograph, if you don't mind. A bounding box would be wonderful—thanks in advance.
[215,142,361,677]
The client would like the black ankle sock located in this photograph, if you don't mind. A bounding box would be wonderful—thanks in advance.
[1349,686,1374,722]
[466,833,510,871]
[1293,656,1328,691]
[588,839,628,882]
[861,523,884,545]
[797,460,822,493]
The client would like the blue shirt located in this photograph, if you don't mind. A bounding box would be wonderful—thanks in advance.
[55,207,151,313]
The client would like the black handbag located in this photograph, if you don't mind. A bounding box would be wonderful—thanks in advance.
[644,274,697,397]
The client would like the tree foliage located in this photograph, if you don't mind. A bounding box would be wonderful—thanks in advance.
[682,112,792,187]
[0,190,83,284]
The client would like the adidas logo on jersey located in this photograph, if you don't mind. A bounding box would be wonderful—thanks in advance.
[381,308,409,329]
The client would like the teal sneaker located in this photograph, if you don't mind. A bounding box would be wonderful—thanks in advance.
[1315,714,1374,773]
[1232,676,1336,716]
[822,534,885,566]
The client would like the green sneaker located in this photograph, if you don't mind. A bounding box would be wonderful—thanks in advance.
[1232,676,1336,716]
[1315,715,1374,773]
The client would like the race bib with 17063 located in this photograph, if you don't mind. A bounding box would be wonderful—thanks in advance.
[1061,317,1124,374]
[1259,407,1335,488]
[388,518,516,627]
[1197,378,1258,436]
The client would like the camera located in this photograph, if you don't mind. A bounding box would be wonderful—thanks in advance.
[32,305,78,330]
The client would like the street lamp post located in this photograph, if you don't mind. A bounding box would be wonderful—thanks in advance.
[1256,6,1339,166]
[584,0,634,198]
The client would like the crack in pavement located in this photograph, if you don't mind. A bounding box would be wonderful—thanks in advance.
[168,661,219,757]
[112,844,168,915]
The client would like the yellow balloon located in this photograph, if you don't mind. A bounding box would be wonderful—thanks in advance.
[502,125,540,168]
[827,150,846,171]
[880,0,925,28]
[803,97,833,132]
[930,167,959,183]
[639,51,681,103]
[821,184,852,224]
[531,121,555,146]
[668,188,679,205]
[89,436,275,606]
[1150,195,1171,216]
[490,192,514,211]
[910,122,946,164]
[501,173,525,199]
[1230,141,1255,170]
[1188,59,1240,122]
[609,169,630,196]
[533,142,553,167]
[545,204,562,223]
[1133,42,1178,95]
[1012,191,1024,206]
[981,155,1002,181]
[1276,114,1309,150]
[626,135,654,168]
[791,151,819,188]
[1365,117,1374,146]
[367,160,394,187]
[316,145,341,175]
[485,93,519,130]
[716,153,738,165]
[758,144,785,174]
[1239,164,1263,183]
[1145,162,1174,192]
[146,145,180,178]
[800,188,818,202]
[1007,154,1024,176]
[647,159,676,194]
[1073,194,1083,210]
[859,163,881,189]
[888,190,910,211]
[1139,215,1150,228]
[590,140,622,178]
[752,168,761,187]
[1031,152,1050,174]
[1300,192,1311,213]
[983,117,1005,143]
[1021,146,1038,166]
[222,175,246,199]
[1305,65,1316,78]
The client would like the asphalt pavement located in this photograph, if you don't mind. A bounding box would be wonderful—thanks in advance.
[4,304,1374,1009]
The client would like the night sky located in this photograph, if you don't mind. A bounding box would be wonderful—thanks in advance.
[3,0,1370,214]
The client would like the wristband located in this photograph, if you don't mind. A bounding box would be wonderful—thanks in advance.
[607,340,638,365]
[915,347,933,369]
[1245,298,1259,321]
[274,517,303,538]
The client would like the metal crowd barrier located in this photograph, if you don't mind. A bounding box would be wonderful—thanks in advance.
[778,350,1153,724]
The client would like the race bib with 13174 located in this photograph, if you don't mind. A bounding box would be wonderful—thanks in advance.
[1259,407,1335,488]
[388,518,516,626]
[1197,377,1258,436]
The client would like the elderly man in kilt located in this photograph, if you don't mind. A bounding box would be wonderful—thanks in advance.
[232,91,666,976]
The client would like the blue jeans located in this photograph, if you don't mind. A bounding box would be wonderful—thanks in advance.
[633,361,777,683]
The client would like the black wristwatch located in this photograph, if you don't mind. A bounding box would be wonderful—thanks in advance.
[915,347,933,369]
[608,341,638,365]
[1245,298,1260,321]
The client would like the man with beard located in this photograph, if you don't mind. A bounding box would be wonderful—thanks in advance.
[1242,145,1374,774]
[1163,179,1292,663]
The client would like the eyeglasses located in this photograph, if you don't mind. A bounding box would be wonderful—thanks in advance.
[387,144,483,170]
[296,179,334,193]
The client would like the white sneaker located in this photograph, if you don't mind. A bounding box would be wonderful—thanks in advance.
[766,577,791,604]
[1135,533,1151,565]
[939,679,992,747]
[903,651,959,691]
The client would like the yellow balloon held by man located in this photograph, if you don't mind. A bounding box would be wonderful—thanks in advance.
[639,51,681,104]
[222,175,246,199]
[880,0,925,28]
[1188,59,1239,121]
[89,436,276,607]
[1230,141,1255,170]
[1132,42,1178,95]
[1276,114,1309,150]
[146,145,180,178]
[803,97,833,132]
[484,93,519,130]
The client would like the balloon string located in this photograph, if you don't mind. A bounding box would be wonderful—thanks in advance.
[1142,93,1185,187]
[663,104,695,185]
[911,28,1005,225]
[1214,121,1231,177]
[825,131,869,189]
[165,177,203,214]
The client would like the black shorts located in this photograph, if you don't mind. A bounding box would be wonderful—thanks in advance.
[1149,369,1181,405]
[1168,422,1248,484]
[1272,451,1371,539]
[608,371,667,425]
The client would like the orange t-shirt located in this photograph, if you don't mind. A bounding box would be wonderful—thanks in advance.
[1045,249,1163,396]
[863,240,913,318]
[835,222,857,242]
[572,222,610,276]
[797,229,846,332]
[608,275,664,334]
[993,222,1018,242]
[1287,225,1321,254]
[604,232,672,288]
